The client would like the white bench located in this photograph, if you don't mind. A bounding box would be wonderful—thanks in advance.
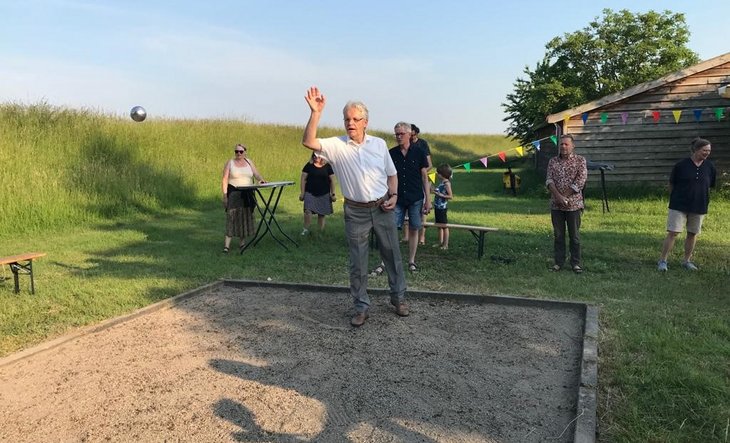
[423,222,499,259]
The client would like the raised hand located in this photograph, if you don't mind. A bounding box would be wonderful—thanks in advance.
[305,86,326,113]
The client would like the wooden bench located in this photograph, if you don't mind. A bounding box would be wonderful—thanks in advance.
[423,222,499,259]
[0,252,46,294]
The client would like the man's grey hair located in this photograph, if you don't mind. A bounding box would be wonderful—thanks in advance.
[343,101,369,120]
[394,121,411,132]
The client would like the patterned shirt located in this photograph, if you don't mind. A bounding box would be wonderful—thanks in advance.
[546,154,587,211]
[433,181,449,210]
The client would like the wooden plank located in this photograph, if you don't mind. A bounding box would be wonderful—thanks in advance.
[0,252,46,265]
[423,222,498,232]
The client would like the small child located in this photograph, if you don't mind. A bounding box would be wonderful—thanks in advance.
[432,164,453,249]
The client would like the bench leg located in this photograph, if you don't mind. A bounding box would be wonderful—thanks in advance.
[10,262,21,293]
[467,231,486,260]
[8,260,35,294]
[29,260,35,295]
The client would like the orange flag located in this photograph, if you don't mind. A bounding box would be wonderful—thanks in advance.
[498,152,506,162]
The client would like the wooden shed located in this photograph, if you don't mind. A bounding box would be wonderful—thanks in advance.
[534,52,730,187]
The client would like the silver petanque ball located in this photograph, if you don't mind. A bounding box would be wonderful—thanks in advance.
[130,106,147,122]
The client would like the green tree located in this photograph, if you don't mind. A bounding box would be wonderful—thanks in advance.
[503,9,700,143]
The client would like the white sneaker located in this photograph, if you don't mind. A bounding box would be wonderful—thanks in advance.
[682,261,698,271]
[657,260,668,272]
[301,228,309,236]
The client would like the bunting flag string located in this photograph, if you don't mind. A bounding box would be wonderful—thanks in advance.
[451,135,553,172]
[576,106,728,125]
[449,104,728,173]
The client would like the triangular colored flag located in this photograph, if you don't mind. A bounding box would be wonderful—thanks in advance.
[600,113,608,123]
[515,146,524,157]
[463,162,471,172]
[652,111,660,123]
[563,115,570,128]
[428,172,436,183]
[581,113,588,124]
[480,157,488,168]
[693,109,703,121]
[550,135,557,145]
[498,152,506,162]
[643,110,652,118]
[532,141,541,152]
[621,112,628,125]
[672,110,682,123]
[715,108,725,121]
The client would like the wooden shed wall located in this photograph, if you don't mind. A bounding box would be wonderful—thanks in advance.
[537,62,730,187]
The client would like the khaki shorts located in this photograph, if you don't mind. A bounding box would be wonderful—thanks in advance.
[666,209,705,234]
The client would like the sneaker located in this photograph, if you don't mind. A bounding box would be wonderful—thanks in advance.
[657,260,668,272]
[682,261,698,271]
[301,228,309,236]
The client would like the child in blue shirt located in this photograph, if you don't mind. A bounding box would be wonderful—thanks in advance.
[432,164,453,249]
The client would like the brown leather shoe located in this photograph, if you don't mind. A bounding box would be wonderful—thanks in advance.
[392,302,409,317]
[350,311,369,327]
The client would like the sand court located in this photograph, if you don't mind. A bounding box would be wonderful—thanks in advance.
[0,280,597,442]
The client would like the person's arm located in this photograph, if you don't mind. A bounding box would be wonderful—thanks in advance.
[302,87,325,151]
[221,161,231,208]
[247,160,266,183]
[381,175,399,211]
[329,170,337,201]
[421,167,432,211]
[299,170,308,201]
[570,157,588,195]
[546,160,568,206]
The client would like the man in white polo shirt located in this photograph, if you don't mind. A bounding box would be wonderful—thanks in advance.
[302,86,409,327]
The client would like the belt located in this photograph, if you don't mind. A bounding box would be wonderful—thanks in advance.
[344,195,387,208]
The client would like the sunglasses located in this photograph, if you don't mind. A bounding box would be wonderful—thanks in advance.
[235,150,245,154]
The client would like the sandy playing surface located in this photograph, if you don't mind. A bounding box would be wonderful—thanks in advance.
[0,283,585,442]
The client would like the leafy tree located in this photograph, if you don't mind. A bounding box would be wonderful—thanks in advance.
[503,9,700,143]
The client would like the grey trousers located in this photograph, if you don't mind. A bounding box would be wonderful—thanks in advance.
[551,209,582,267]
[344,203,406,313]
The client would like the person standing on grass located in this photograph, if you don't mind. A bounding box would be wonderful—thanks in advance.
[409,124,432,245]
[546,134,587,274]
[432,163,453,250]
[302,86,409,327]
[657,137,716,272]
[370,122,431,275]
[299,152,336,236]
[221,144,266,253]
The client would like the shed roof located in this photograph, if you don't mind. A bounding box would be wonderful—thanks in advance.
[546,52,730,124]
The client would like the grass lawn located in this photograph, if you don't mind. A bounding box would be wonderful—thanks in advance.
[0,105,728,441]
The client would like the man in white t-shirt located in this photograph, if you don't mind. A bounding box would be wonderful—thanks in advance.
[302,86,408,327]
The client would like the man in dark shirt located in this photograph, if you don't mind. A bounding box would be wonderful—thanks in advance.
[392,122,431,271]
[409,124,433,245]
[658,138,716,271]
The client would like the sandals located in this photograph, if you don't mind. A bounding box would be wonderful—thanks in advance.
[369,264,385,277]
[408,262,419,272]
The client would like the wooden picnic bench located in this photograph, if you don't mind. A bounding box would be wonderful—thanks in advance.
[0,252,46,294]
[423,222,499,259]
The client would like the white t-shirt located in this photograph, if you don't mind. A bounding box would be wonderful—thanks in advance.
[228,160,254,187]
[318,134,396,203]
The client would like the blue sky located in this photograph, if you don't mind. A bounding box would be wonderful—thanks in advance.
[1,0,727,134]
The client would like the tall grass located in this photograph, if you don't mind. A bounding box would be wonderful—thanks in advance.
[1,104,728,441]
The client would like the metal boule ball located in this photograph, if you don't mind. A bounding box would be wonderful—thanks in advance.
[130,106,147,122]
